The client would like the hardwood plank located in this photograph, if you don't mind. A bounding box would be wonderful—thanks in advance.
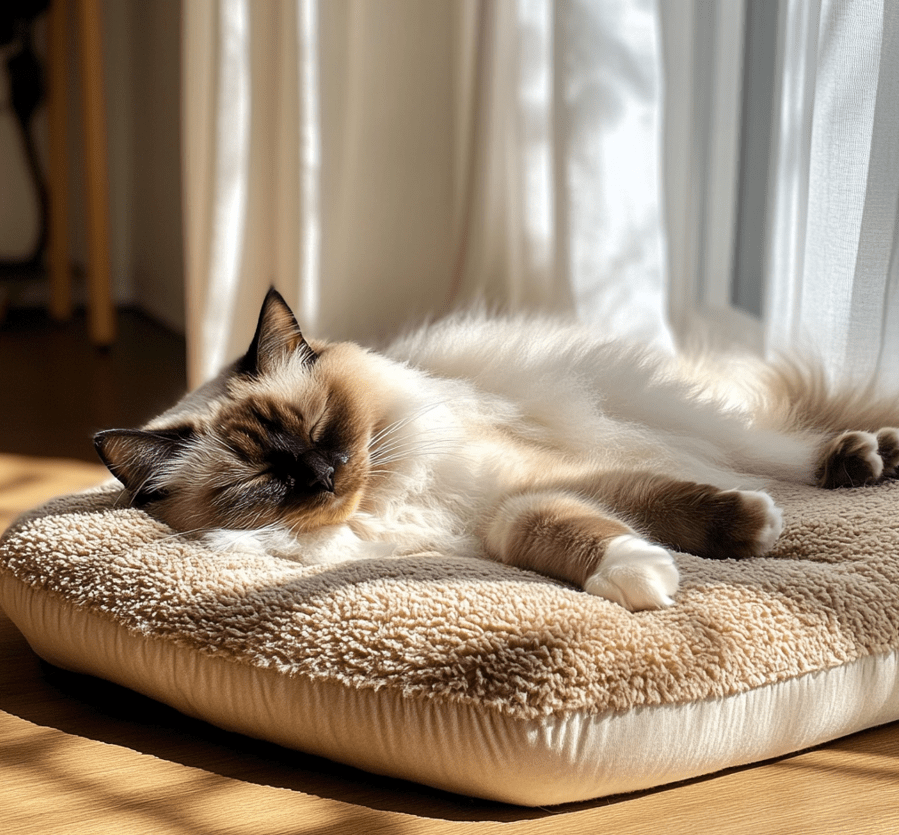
[0,454,108,530]
[0,713,484,835]
[0,308,186,462]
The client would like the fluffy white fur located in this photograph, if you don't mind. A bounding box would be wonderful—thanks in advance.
[193,312,827,600]
[584,535,679,611]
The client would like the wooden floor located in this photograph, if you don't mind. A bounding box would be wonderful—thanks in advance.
[1,309,898,833]
[0,307,187,462]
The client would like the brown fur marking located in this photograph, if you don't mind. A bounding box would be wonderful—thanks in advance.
[488,493,633,586]
[575,471,776,559]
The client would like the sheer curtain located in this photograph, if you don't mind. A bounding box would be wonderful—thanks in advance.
[183,0,899,390]
[660,0,899,383]
[452,0,672,347]
[181,0,672,386]
[765,0,899,385]
[182,0,462,384]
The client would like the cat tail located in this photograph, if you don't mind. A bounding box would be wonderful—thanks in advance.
[755,355,899,434]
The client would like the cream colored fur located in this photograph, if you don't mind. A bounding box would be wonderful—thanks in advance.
[93,295,899,612]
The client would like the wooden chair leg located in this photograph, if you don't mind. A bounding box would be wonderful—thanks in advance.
[46,0,72,322]
[76,0,115,346]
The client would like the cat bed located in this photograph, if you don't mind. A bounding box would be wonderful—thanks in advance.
[1,480,898,807]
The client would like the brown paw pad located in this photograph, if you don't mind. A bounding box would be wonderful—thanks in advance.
[817,430,883,489]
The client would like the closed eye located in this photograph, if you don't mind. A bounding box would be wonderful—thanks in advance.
[308,409,331,443]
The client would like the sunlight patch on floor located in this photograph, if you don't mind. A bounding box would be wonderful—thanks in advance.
[0,455,110,532]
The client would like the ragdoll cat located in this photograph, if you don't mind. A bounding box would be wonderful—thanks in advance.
[94,289,899,612]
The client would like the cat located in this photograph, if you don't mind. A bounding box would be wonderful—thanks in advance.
[94,288,899,611]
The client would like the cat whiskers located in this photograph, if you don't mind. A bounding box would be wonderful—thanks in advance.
[368,401,466,469]
[367,400,452,448]
[365,440,462,492]
[210,522,284,551]
[212,496,279,532]
[155,525,215,544]
[367,397,471,453]
[368,439,461,467]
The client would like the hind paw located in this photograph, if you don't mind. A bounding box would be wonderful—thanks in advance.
[876,428,899,478]
[816,429,898,488]
[720,489,783,557]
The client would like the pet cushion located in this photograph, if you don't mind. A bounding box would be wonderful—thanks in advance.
[1,480,898,806]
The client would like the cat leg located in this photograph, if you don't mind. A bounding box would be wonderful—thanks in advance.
[484,490,679,611]
[815,428,899,488]
[584,472,783,561]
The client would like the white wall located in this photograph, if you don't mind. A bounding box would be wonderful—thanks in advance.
[0,0,184,332]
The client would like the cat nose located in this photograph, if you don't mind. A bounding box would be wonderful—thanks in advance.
[303,451,335,493]
[311,466,335,493]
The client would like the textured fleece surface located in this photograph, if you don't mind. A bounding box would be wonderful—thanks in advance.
[1,481,898,722]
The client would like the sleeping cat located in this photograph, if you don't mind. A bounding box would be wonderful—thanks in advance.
[94,289,899,611]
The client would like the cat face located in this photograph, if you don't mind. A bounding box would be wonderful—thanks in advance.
[95,289,381,535]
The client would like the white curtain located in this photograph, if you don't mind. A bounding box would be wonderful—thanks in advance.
[453,0,672,347]
[766,0,899,385]
[182,0,672,386]
[184,0,899,390]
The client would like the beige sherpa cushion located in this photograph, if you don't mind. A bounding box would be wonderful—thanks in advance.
[1,481,898,805]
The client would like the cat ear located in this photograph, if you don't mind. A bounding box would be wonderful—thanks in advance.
[238,287,317,377]
[94,428,193,501]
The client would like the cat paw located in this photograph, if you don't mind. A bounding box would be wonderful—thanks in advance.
[817,430,884,488]
[720,489,783,557]
[584,535,679,611]
[876,428,899,478]
[681,488,783,561]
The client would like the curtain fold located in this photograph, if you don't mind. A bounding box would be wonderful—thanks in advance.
[766,0,899,384]
[453,0,672,349]
[183,0,316,384]
[558,0,671,347]
[182,0,673,386]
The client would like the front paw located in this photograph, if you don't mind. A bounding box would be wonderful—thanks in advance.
[584,535,679,611]
[716,489,783,558]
